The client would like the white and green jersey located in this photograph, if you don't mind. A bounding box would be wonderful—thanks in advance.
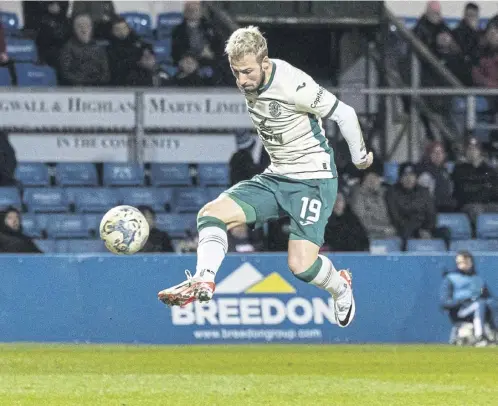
[243,59,337,179]
[243,59,366,180]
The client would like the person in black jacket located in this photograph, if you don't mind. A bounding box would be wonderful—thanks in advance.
[413,1,451,53]
[386,163,444,245]
[107,17,151,86]
[0,207,42,253]
[452,2,481,65]
[137,206,175,253]
[171,1,224,83]
[323,191,369,252]
[0,131,17,187]
[453,137,498,223]
[417,141,456,212]
[35,1,71,68]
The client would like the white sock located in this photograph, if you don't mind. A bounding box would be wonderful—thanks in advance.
[195,226,228,282]
[308,255,346,295]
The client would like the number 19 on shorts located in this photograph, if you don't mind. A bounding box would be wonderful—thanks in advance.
[300,197,322,226]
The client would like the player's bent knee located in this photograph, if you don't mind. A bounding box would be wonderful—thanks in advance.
[287,254,318,276]
[197,196,246,230]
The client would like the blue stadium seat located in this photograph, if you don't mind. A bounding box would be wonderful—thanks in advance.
[403,17,418,30]
[15,163,50,186]
[121,12,153,39]
[34,239,56,253]
[452,97,466,114]
[153,39,172,64]
[155,213,197,238]
[35,214,51,232]
[383,162,399,185]
[15,63,57,86]
[150,163,191,186]
[84,213,103,234]
[118,187,166,212]
[207,187,227,201]
[156,12,183,39]
[0,67,11,86]
[476,213,498,239]
[369,238,402,254]
[450,239,498,252]
[198,163,230,186]
[103,163,145,186]
[55,163,98,186]
[6,39,38,62]
[72,187,119,213]
[0,187,22,210]
[444,18,459,29]
[56,239,107,254]
[174,187,209,213]
[23,188,68,213]
[406,239,447,252]
[0,12,20,36]
[453,97,490,114]
[476,97,489,113]
[21,213,42,238]
[437,213,472,240]
[46,214,90,239]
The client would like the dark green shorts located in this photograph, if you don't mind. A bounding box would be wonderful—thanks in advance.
[225,173,338,247]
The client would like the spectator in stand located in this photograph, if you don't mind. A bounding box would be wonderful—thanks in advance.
[472,23,498,88]
[36,1,71,69]
[0,131,17,187]
[171,1,223,84]
[137,206,174,253]
[227,225,262,253]
[71,1,116,40]
[434,32,473,86]
[452,137,498,223]
[166,51,217,87]
[0,207,42,253]
[452,3,481,66]
[107,17,151,86]
[323,191,369,252]
[350,162,397,240]
[229,131,270,186]
[417,141,456,212]
[413,1,451,53]
[59,14,110,86]
[0,22,9,66]
[386,163,448,246]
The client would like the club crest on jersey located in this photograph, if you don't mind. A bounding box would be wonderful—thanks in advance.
[269,101,281,118]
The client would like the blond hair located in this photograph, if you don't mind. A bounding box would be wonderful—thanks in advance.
[225,26,268,63]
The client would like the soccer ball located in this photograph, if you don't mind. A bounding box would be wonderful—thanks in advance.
[99,205,149,254]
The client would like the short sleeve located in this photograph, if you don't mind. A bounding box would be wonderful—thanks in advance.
[293,71,338,118]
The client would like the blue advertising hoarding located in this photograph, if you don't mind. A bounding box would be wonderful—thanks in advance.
[0,253,496,344]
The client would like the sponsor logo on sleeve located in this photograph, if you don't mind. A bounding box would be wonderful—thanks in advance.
[310,87,324,109]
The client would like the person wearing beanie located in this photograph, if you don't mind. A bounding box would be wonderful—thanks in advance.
[386,162,443,247]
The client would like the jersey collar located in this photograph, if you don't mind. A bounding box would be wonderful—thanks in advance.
[257,61,276,95]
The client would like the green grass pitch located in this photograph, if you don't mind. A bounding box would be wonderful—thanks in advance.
[0,344,496,405]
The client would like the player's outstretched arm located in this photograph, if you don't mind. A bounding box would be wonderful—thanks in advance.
[327,100,373,170]
[292,72,373,170]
